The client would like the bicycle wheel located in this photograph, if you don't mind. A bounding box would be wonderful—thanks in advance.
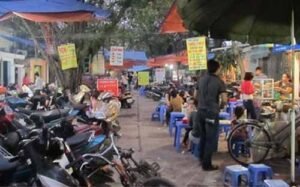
[227,122,271,166]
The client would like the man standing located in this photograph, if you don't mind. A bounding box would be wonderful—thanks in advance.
[254,66,267,80]
[197,59,227,171]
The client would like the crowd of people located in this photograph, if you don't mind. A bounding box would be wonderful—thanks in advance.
[163,59,296,171]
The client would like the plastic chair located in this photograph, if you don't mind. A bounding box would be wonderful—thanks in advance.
[263,179,289,187]
[151,112,160,121]
[219,120,231,140]
[169,112,185,136]
[224,165,250,187]
[139,86,145,96]
[248,164,273,187]
[174,121,189,152]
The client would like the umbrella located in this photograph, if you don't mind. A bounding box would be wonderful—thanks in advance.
[177,0,299,184]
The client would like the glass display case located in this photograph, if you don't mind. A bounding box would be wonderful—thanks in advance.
[253,79,274,100]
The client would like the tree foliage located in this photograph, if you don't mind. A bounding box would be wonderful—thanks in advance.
[2,0,180,90]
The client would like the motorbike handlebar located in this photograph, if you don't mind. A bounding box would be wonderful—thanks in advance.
[65,156,83,169]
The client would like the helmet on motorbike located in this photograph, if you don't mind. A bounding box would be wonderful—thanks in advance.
[100,92,113,101]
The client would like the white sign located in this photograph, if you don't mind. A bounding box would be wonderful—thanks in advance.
[155,68,165,82]
[110,46,124,66]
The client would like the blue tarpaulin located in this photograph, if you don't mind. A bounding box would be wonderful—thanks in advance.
[272,44,300,53]
[0,0,110,19]
[0,34,46,48]
[128,65,151,72]
[104,49,148,62]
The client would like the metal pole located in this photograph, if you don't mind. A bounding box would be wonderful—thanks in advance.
[290,8,296,185]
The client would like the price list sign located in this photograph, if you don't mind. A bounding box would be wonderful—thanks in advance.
[186,37,207,71]
[97,79,119,96]
[110,46,124,66]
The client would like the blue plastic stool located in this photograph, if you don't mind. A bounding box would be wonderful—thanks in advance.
[169,112,185,136]
[159,105,167,125]
[231,141,250,158]
[263,179,289,187]
[219,120,231,139]
[139,86,145,96]
[174,121,189,152]
[151,112,160,121]
[249,164,273,187]
[224,165,250,187]
[219,112,231,120]
[191,142,200,158]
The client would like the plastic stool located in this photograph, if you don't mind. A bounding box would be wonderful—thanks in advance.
[174,121,189,152]
[263,179,289,187]
[249,164,273,187]
[191,142,200,158]
[219,112,230,120]
[169,112,185,136]
[139,86,145,96]
[224,165,250,187]
[231,141,250,157]
[151,112,160,121]
[219,120,231,139]
[159,105,167,124]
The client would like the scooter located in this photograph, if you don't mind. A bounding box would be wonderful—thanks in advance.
[0,128,79,186]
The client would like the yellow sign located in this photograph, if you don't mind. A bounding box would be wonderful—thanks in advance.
[138,72,149,86]
[186,37,207,70]
[58,43,78,70]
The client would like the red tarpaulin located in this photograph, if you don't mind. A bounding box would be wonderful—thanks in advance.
[147,51,187,67]
[0,12,95,22]
[159,2,187,34]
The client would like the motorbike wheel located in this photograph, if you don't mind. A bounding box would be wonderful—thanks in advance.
[142,177,175,187]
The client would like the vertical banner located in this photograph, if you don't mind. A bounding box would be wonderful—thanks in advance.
[155,68,165,82]
[186,37,207,70]
[138,72,149,86]
[58,43,78,70]
[110,46,124,66]
[91,51,105,75]
[97,79,119,96]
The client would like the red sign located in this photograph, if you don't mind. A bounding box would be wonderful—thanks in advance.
[97,79,119,96]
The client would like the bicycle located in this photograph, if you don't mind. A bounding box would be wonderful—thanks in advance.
[227,104,300,166]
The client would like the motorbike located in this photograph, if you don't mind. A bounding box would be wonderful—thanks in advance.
[65,131,175,187]
[0,128,79,186]
[119,90,134,109]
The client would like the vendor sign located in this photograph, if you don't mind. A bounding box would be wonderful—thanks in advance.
[186,37,207,70]
[58,43,78,70]
[110,46,124,66]
[138,72,149,86]
[155,68,165,82]
[97,79,119,96]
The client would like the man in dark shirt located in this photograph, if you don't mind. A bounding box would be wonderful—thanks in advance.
[196,59,227,171]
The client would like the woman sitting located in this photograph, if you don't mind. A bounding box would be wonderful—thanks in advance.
[274,73,293,100]
[165,90,183,125]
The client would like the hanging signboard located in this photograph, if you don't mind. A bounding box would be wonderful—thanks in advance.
[138,72,150,86]
[110,46,124,66]
[58,43,78,70]
[186,37,207,70]
[155,68,165,82]
[97,79,119,96]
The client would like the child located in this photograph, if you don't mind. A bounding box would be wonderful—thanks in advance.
[182,98,198,148]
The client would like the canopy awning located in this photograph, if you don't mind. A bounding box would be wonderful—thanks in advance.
[0,0,110,22]
[148,50,215,67]
[105,60,145,70]
[159,1,187,34]
[128,65,151,72]
[104,49,148,62]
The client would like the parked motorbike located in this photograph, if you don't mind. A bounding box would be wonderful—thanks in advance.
[119,90,134,109]
[0,128,79,186]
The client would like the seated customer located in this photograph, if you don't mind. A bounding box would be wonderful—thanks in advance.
[182,98,198,147]
[274,73,293,100]
[166,90,184,125]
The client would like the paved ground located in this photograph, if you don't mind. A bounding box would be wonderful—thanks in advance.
[115,92,300,186]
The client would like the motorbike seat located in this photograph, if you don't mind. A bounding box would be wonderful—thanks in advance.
[16,108,32,116]
[66,132,92,149]
[0,157,20,172]
[71,103,86,111]
[31,109,70,123]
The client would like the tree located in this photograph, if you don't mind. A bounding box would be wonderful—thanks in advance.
[2,0,178,91]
